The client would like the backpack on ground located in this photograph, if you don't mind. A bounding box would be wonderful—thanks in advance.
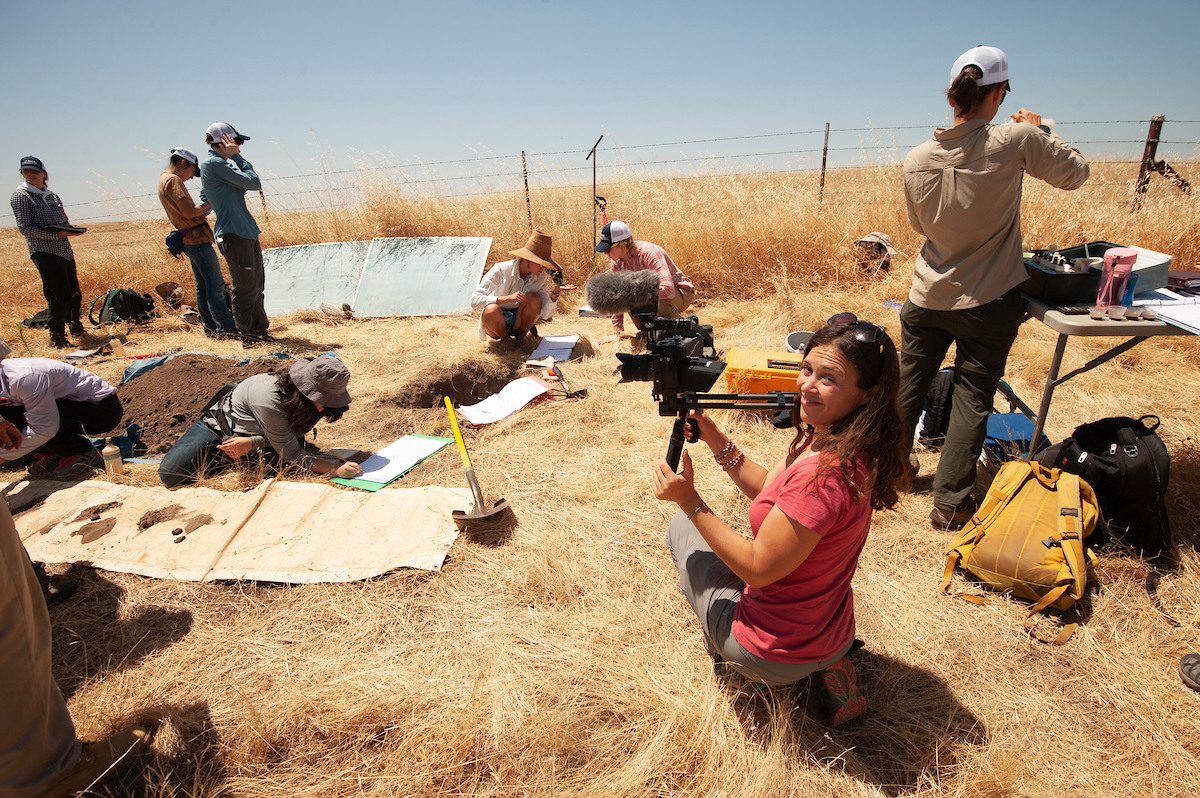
[1038,415,1171,558]
[941,460,1100,644]
[917,367,955,448]
[88,289,156,326]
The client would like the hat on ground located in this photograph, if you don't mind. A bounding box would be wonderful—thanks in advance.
[509,230,560,271]
[171,147,200,168]
[291,356,352,408]
[594,220,633,253]
[951,45,1008,88]
[205,122,250,145]
[856,232,898,256]
[19,156,45,173]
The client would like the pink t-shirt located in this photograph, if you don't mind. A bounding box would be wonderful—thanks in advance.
[732,451,872,663]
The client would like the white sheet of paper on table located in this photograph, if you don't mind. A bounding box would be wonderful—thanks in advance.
[356,435,452,483]
[1136,288,1200,334]
[458,377,550,425]
[528,334,579,362]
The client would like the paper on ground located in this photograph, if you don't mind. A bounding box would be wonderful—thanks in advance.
[333,435,452,490]
[528,334,579,362]
[457,377,551,425]
[12,478,469,583]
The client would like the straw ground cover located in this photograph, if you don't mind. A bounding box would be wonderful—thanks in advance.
[1,161,1199,796]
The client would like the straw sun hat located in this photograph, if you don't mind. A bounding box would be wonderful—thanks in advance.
[509,230,560,271]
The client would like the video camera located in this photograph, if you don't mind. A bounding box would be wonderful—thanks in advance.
[615,315,725,411]
[615,315,797,471]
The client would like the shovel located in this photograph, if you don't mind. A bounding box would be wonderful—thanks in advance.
[443,397,510,523]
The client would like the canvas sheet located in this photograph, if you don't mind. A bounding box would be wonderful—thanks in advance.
[354,236,490,316]
[262,241,369,315]
[260,236,490,317]
[9,479,469,584]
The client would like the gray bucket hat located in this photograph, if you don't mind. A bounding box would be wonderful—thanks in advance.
[291,356,352,408]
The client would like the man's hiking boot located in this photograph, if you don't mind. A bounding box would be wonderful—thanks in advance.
[38,725,152,798]
[929,498,978,532]
[1182,653,1200,692]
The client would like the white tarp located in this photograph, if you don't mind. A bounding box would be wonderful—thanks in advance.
[11,479,469,583]
[261,236,490,317]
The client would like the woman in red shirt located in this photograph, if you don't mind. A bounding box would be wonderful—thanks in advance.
[652,315,908,724]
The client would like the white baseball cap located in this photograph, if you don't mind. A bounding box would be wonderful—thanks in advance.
[595,220,633,253]
[171,147,200,168]
[951,45,1009,87]
[205,122,251,145]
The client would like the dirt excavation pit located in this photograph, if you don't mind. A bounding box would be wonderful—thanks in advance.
[117,354,290,454]
[375,357,520,410]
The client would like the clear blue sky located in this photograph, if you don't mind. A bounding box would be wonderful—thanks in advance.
[3,0,1198,225]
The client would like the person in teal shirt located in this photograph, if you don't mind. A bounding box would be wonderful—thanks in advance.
[199,122,272,345]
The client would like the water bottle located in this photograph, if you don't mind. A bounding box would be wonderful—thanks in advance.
[101,437,124,475]
[1095,247,1138,312]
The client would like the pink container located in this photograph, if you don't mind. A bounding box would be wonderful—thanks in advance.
[1096,247,1138,309]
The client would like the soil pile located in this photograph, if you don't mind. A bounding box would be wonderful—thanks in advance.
[117,354,289,453]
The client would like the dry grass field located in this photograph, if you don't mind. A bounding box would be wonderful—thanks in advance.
[2,160,1200,797]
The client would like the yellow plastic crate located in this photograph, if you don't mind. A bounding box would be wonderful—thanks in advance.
[724,348,803,393]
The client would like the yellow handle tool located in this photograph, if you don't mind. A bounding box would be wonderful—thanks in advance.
[443,397,509,522]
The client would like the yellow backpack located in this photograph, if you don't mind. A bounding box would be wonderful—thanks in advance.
[940,461,1100,644]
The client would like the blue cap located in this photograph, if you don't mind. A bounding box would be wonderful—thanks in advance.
[19,156,45,173]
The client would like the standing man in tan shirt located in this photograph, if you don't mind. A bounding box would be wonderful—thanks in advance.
[157,148,237,337]
[899,46,1089,530]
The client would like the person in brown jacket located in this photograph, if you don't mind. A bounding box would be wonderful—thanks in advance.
[157,148,237,337]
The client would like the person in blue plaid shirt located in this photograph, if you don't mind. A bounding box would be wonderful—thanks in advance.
[10,157,86,349]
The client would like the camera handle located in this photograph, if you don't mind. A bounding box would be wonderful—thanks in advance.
[663,392,798,471]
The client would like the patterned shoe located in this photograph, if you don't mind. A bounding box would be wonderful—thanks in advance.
[822,655,867,725]
[27,453,59,476]
[52,451,103,477]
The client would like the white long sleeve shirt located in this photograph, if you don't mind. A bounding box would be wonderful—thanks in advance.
[469,259,558,341]
[0,358,116,460]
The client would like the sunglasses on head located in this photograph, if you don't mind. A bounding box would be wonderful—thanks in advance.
[826,312,885,356]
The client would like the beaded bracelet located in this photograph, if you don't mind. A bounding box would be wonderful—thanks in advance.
[720,452,745,472]
[714,441,737,462]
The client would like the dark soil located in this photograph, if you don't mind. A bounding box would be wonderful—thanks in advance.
[117,354,289,454]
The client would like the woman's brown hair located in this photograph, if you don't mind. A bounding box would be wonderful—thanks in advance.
[946,64,1006,115]
[787,322,909,511]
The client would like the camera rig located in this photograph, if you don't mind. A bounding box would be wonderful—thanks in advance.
[616,315,799,471]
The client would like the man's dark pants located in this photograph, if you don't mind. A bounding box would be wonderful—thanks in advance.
[896,288,1026,514]
[217,234,269,337]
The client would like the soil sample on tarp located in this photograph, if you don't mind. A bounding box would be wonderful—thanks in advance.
[116,354,289,454]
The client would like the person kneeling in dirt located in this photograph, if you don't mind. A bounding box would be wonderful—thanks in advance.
[651,315,909,724]
[0,357,123,477]
[470,230,574,353]
[595,220,695,344]
[158,355,363,487]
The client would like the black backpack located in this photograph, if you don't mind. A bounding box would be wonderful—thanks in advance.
[1038,415,1172,557]
[88,289,156,326]
[918,367,955,448]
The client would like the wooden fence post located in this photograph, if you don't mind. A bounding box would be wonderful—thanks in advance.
[1134,115,1192,210]
[819,123,830,202]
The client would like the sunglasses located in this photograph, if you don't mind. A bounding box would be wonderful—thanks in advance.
[826,312,886,356]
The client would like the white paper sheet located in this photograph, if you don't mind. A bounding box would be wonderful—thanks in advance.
[1135,289,1200,334]
[458,377,550,425]
[356,435,453,483]
[528,334,579,362]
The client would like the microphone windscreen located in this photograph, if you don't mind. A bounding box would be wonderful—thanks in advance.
[584,270,661,315]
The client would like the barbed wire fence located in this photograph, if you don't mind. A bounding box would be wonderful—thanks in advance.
[62,118,1200,225]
